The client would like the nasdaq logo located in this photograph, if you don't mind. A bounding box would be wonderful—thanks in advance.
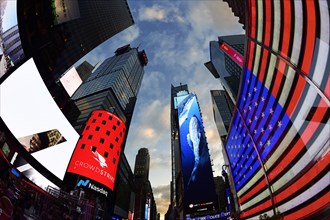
[77,179,90,187]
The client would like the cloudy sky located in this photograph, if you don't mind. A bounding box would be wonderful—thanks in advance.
[77,0,244,217]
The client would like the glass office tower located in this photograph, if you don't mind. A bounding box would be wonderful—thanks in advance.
[71,45,148,133]
[225,0,330,219]
[205,35,245,104]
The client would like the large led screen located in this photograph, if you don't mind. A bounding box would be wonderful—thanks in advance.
[59,66,83,97]
[0,59,80,181]
[65,110,126,195]
[177,94,216,211]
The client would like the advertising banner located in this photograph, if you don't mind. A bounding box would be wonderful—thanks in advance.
[219,42,243,67]
[65,110,126,194]
[0,59,80,184]
[177,94,216,212]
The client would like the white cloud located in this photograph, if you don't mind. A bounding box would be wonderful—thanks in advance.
[139,5,167,22]
[121,25,141,43]
[152,184,171,217]
[138,4,185,23]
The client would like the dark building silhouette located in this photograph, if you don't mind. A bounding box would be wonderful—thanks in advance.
[113,154,135,220]
[214,176,226,212]
[211,90,234,144]
[133,148,157,220]
[134,148,150,185]
[76,60,94,82]
[223,0,246,29]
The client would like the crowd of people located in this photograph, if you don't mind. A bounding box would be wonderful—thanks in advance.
[0,159,76,219]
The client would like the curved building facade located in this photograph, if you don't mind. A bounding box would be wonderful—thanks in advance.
[225,0,329,219]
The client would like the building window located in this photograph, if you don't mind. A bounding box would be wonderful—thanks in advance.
[100,138,104,144]
[95,126,100,131]
[106,130,110,136]
[110,143,114,149]
[108,115,113,120]
[98,112,102,117]
[88,135,93,140]
[102,120,106,125]
[104,151,108,158]
[81,144,85,149]
[112,125,116,130]
[92,119,96,123]
[112,158,116,164]
[115,137,119,142]
[91,146,96,152]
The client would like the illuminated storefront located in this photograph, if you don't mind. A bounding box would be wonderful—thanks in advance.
[225,0,330,219]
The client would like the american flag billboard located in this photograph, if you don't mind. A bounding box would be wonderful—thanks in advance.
[225,0,330,219]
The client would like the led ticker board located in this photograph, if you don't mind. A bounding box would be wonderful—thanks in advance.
[219,42,243,67]
[177,94,216,212]
[65,110,126,194]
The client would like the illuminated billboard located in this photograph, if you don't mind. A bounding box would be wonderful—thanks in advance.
[65,110,126,195]
[219,42,243,67]
[177,94,216,212]
[224,0,330,219]
[0,59,80,182]
[59,67,83,97]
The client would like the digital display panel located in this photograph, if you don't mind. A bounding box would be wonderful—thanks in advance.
[17,129,66,153]
[219,42,243,67]
[59,67,83,97]
[177,94,216,212]
[65,110,126,194]
[0,59,80,181]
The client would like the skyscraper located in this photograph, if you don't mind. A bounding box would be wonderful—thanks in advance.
[76,60,95,82]
[170,84,217,219]
[223,0,246,29]
[1,25,24,66]
[133,148,158,220]
[223,0,330,219]
[134,148,150,185]
[71,44,148,133]
[205,35,245,104]
[211,90,235,144]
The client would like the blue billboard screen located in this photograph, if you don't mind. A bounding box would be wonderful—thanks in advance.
[178,94,216,210]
